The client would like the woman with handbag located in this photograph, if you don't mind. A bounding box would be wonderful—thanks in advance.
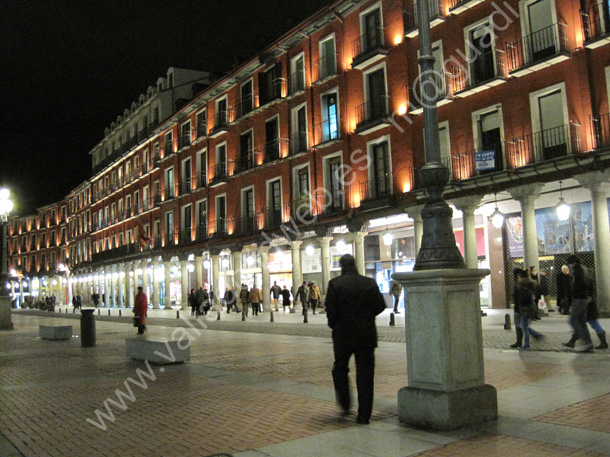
[133,286,148,335]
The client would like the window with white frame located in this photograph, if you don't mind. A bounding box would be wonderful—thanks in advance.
[290,53,306,94]
[472,106,504,172]
[291,103,308,154]
[464,20,497,85]
[181,120,191,149]
[366,138,392,199]
[266,179,282,227]
[529,82,570,160]
[241,187,256,233]
[323,153,344,212]
[197,149,207,187]
[165,211,174,244]
[196,200,207,239]
[318,35,337,80]
[215,195,226,234]
[196,109,207,138]
[293,164,311,219]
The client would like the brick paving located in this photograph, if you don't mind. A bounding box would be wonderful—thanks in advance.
[1,312,609,457]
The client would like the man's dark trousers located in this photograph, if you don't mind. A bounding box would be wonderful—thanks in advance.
[332,345,375,420]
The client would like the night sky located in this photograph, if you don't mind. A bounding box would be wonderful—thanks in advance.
[1,0,332,216]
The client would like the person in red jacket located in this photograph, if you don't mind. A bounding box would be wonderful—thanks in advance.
[133,286,148,335]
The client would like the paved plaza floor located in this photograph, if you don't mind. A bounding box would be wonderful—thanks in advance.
[1,308,609,457]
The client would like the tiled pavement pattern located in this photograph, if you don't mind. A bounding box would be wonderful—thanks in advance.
[0,312,609,457]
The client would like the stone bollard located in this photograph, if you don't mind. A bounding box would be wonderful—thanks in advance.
[108,310,111,316]
[303,310,308,324]
[217,311,221,320]
[270,311,274,322]
[390,312,395,327]
[504,313,512,330]
[98,309,101,316]
[242,311,246,321]
[80,309,96,347]
[73,308,75,314]
[176,310,180,319]
[119,310,122,317]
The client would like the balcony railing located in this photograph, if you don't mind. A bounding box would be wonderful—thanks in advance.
[290,69,306,94]
[262,206,284,229]
[180,178,192,195]
[197,171,207,189]
[164,138,174,156]
[313,188,345,216]
[233,151,256,174]
[359,175,393,203]
[291,196,313,222]
[210,162,228,184]
[179,228,193,245]
[355,95,390,129]
[508,123,581,166]
[164,184,177,201]
[290,131,308,155]
[313,117,342,146]
[403,0,446,36]
[212,218,228,237]
[409,71,450,111]
[447,49,506,94]
[230,95,256,120]
[450,141,509,180]
[260,78,286,106]
[165,230,175,246]
[234,214,258,235]
[581,1,610,42]
[210,111,229,135]
[261,138,289,163]
[153,191,162,206]
[178,132,192,150]
[313,54,337,82]
[196,223,208,241]
[352,26,387,67]
[196,122,207,139]
[591,112,610,150]
[506,23,569,73]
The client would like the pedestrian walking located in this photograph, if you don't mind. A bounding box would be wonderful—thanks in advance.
[249,285,261,316]
[270,281,282,311]
[512,269,544,350]
[195,286,209,315]
[188,288,197,316]
[538,269,553,311]
[390,280,402,314]
[295,281,309,315]
[133,286,148,335]
[325,254,386,425]
[281,285,291,312]
[529,266,543,319]
[563,254,595,352]
[309,282,321,314]
[224,287,238,313]
[556,264,571,315]
[239,284,250,317]
[563,266,607,350]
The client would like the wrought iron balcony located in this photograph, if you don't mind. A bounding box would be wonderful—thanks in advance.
[262,206,284,229]
[196,121,207,139]
[312,54,337,83]
[197,171,207,189]
[403,0,446,37]
[446,49,506,96]
[164,184,177,201]
[352,26,388,70]
[359,175,393,204]
[591,112,610,150]
[291,197,313,222]
[210,111,229,137]
[290,131,308,155]
[234,214,258,235]
[508,123,581,166]
[211,218,228,238]
[210,162,229,185]
[164,138,174,156]
[165,230,175,246]
[234,151,256,174]
[313,117,343,147]
[179,228,193,245]
[581,1,610,45]
[290,69,306,94]
[261,138,288,163]
[230,95,256,120]
[450,141,509,180]
[180,178,192,195]
[195,223,208,241]
[355,95,391,134]
[506,23,569,75]
[313,188,345,216]
[259,78,286,106]
[448,0,485,14]
[178,132,192,150]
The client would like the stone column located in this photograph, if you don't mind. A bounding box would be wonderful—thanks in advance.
[117,265,124,308]
[152,257,160,309]
[351,232,367,275]
[509,184,543,271]
[232,250,241,288]
[320,236,333,295]
[180,259,188,310]
[19,279,25,307]
[260,246,270,312]
[164,260,172,309]
[110,265,117,307]
[66,277,72,307]
[452,196,482,269]
[104,272,111,307]
[10,281,15,302]
[406,206,424,255]
[576,171,610,315]
[132,261,139,289]
[195,254,203,288]
[211,252,220,309]
[142,259,149,303]
[290,241,303,311]
[124,261,132,308]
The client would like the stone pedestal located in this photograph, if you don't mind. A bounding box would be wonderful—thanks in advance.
[0,296,14,330]
[394,268,497,431]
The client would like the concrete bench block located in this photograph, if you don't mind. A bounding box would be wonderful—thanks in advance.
[39,325,73,340]
[125,337,190,365]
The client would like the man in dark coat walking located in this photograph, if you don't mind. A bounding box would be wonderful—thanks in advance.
[325,254,386,425]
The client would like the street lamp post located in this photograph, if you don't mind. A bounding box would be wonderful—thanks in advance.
[393,1,497,430]
[0,188,14,330]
